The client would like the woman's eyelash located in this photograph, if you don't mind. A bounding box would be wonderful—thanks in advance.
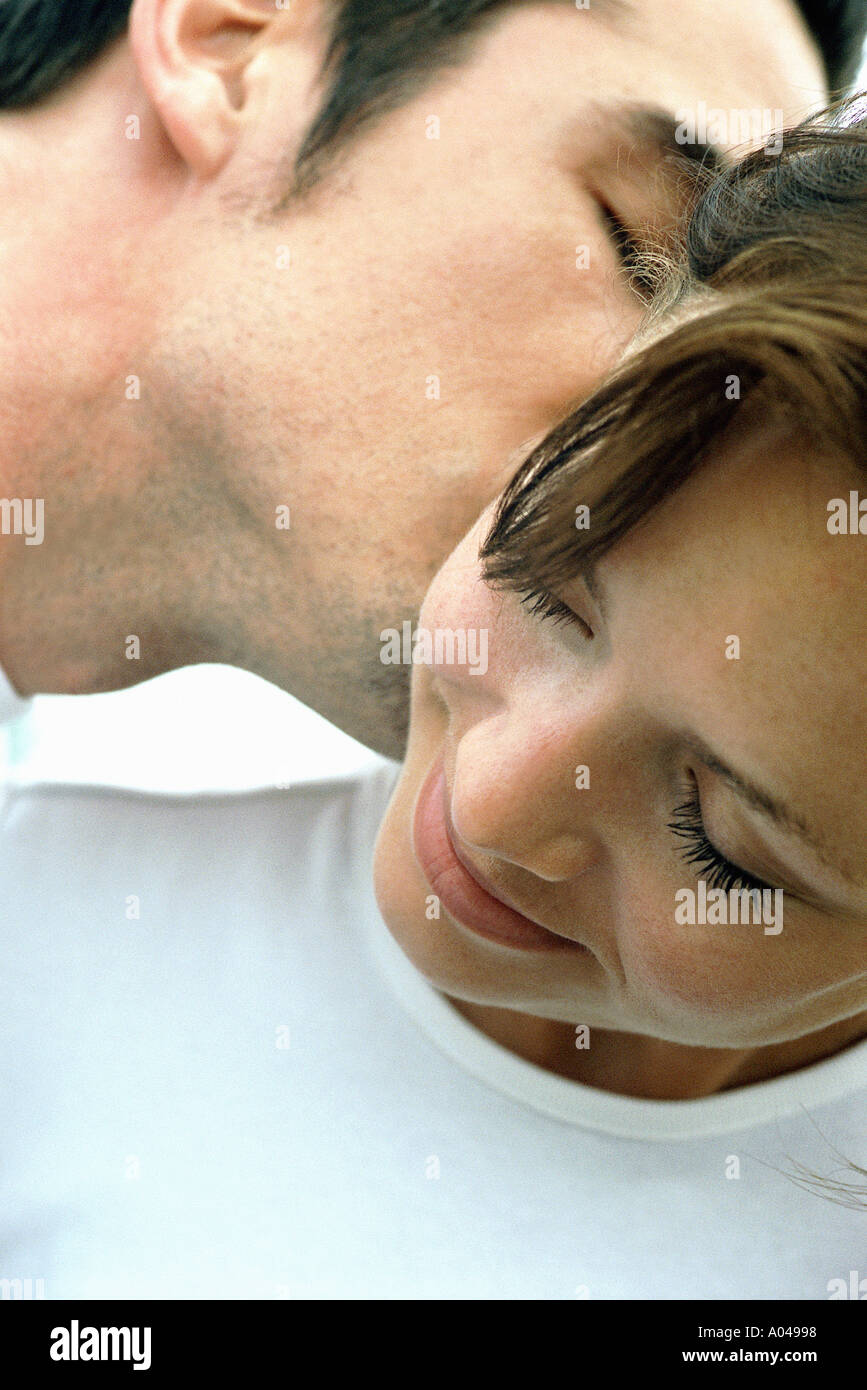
[518,585,592,636]
[668,789,773,896]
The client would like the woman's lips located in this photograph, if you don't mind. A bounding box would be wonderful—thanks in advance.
[413,759,588,953]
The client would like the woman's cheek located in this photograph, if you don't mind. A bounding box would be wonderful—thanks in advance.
[613,893,809,1042]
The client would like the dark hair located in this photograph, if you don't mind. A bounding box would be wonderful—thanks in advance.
[0,0,132,105]
[1,0,866,183]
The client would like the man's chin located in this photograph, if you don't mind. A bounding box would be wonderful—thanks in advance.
[324,663,411,759]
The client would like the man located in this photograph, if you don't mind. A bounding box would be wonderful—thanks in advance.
[0,0,850,757]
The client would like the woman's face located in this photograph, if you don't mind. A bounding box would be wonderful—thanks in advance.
[373,415,867,1049]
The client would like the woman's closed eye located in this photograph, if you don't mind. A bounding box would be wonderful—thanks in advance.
[668,781,776,896]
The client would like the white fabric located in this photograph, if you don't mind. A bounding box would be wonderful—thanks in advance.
[0,763,863,1299]
[1,665,380,793]
[366,907,867,1142]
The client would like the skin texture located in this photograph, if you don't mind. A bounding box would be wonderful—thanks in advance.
[373,416,867,1099]
[0,0,825,756]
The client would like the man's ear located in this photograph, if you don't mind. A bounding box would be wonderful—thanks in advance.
[129,0,325,178]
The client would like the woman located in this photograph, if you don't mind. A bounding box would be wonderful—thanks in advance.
[374,103,867,1119]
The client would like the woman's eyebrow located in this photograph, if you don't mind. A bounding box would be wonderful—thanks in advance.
[686,735,814,838]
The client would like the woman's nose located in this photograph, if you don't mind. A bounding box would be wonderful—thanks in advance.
[449,700,608,883]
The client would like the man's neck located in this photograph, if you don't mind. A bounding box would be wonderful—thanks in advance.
[0,62,245,696]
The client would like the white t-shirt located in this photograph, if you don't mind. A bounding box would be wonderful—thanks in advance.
[0,759,864,1300]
